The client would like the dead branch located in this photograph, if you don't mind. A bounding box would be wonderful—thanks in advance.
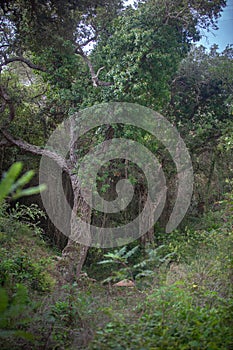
[75,46,112,87]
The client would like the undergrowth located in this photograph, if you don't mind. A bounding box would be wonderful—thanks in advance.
[0,194,232,349]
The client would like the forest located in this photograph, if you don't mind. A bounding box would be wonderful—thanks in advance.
[0,0,233,349]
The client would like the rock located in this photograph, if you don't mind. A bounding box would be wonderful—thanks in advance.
[113,279,135,287]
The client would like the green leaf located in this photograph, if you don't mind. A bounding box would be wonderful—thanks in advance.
[11,170,35,191]
[98,259,118,265]
[0,162,23,202]
[102,253,119,259]
[125,245,139,259]
[6,162,23,179]
[117,246,127,257]
[12,184,47,200]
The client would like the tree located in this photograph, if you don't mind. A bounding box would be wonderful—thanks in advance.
[88,0,226,108]
[0,0,227,282]
[0,0,123,282]
[167,45,233,209]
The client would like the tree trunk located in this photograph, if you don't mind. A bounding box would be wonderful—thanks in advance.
[57,177,92,283]
[139,186,155,246]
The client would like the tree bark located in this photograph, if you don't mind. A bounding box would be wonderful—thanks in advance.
[56,175,92,282]
[139,186,155,246]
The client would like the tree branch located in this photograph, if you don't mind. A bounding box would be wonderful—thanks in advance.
[0,129,70,174]
[75,46,112,87]
[0,56,46,72]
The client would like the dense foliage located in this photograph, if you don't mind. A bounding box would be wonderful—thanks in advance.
[0,0,232,348]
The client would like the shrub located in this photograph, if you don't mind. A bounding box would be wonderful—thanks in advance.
[0,284,34,349]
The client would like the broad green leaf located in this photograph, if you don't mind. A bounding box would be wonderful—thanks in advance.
[125,245,139,259]
[11,170,35,191]
[98,260,119,265]
[0,162,23,201]
[12,184,47,200]
[6,162,23,179]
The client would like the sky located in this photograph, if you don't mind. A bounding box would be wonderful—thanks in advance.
[198,0,233,51]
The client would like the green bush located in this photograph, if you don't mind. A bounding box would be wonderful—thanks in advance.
[0,284,34,349]
[0,215,54,293]
[0,202,55,293]
[0,250,53,292]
